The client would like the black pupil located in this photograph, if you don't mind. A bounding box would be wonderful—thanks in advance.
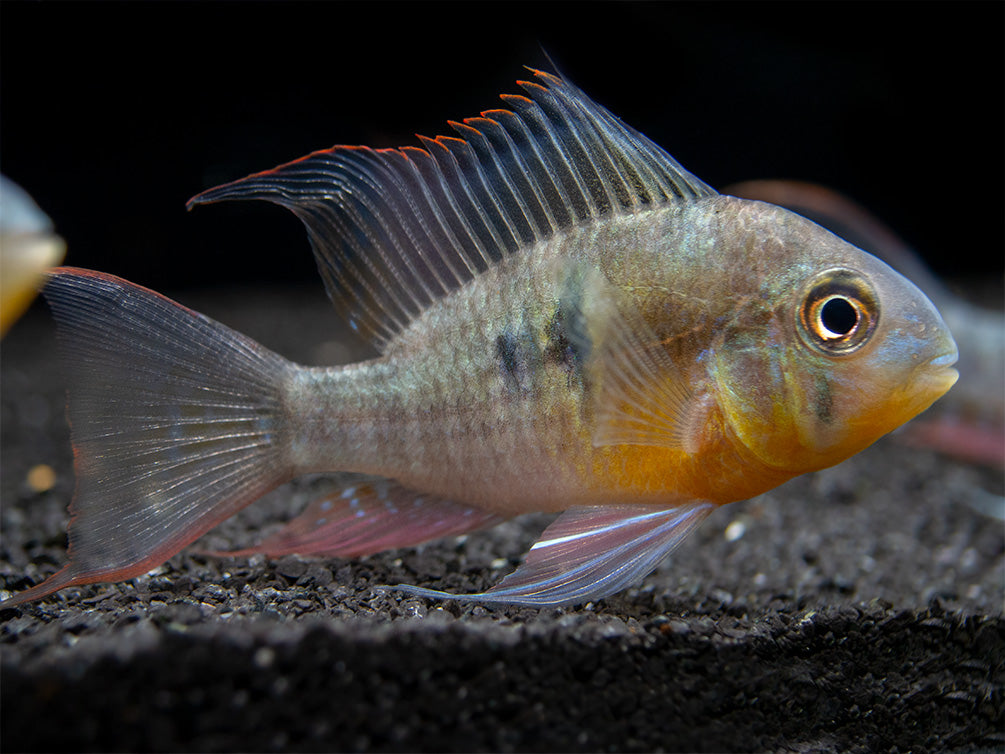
[821,297,858,335]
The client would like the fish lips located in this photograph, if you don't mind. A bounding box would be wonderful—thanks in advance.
[918,344,960,395]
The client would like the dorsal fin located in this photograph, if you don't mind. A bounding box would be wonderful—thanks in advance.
[188,69,716,350]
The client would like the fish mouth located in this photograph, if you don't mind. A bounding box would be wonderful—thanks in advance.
[918,345,960,395]
[928,347,959,369]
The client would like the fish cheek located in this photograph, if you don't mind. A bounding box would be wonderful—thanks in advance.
[783,345,898,464]
[789,364,844,452]
[811,371,834,424]
[709,328,812,469]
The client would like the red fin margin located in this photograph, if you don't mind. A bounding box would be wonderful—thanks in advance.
[213,478,506,560]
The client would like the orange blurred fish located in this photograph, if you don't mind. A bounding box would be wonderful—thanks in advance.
[0,176,66,336]
[1,70,958,609]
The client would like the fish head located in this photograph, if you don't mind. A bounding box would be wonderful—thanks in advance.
[710,202,958,474]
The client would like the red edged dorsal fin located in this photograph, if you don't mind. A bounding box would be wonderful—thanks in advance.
[186,70,715,351]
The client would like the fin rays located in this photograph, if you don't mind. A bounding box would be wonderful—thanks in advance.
[0,270,293,608]
[216,477,506,560]
[393,502,714,607]
[188,70,715,350]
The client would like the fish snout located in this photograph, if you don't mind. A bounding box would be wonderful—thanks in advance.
[918,334,959,395]
[888,270,960,396]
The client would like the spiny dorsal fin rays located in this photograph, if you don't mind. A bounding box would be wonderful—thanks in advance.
[520,71,713,205]
[503,86,599,222]
[473,108,566,234]
[415,135,509,271]
[448,119,543,245]
[187,68,716,351]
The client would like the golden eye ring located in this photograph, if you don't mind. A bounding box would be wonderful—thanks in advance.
[798,268,878,354]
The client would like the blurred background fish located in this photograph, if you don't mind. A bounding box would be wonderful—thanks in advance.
[0,176,66,336]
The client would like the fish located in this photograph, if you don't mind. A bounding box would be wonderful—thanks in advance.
[0,176,66,337]
[0,69,959,609]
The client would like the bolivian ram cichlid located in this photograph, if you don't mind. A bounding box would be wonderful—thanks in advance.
[2,70,958,609]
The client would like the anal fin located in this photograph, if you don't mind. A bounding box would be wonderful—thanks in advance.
[214,478,505,559]
[392,501,714,607]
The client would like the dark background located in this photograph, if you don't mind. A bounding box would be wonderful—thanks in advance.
[3,6,1003,751]
[2,1,1002,293]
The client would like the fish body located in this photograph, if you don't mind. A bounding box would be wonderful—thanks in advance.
[1,71,958,608]
[287,199,945,510]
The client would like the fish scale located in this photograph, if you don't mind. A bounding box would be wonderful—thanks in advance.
[1,69,957,608]
[286,247,597,512]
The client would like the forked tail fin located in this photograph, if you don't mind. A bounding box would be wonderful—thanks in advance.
[2,268,295,607]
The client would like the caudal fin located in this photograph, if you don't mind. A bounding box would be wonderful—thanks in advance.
[2,268,294,607]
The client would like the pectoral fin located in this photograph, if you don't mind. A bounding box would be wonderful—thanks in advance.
[392,501,714,607]
[558,265,705,453]
[214,477,505,559]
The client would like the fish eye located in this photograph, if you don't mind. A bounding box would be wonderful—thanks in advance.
[798,268,878,354]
